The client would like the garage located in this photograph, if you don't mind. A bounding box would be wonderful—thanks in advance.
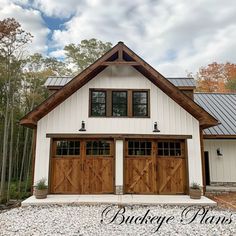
[124,139,187,194]
[50,139,114,194]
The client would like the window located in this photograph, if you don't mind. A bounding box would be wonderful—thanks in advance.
[128,141,152,156]
[86,140,111,155]
[132,91,148,117]
[157,141,182,157]
[91,91,106,116]
[112,91,127,116]
[89,89,149,117]
[56,140,80,156]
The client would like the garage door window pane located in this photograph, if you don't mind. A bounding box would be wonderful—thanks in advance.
[56,140,80,156]
[157,141,182,157]
[86,141,111,155]
[128,141,152,156]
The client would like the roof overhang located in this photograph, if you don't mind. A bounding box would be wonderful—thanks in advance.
[20,42,218,129]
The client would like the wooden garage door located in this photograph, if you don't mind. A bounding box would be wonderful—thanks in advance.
[50,139,114,194]
[125,140,157,194]
[157,140,186,194]
[125,139,187,194]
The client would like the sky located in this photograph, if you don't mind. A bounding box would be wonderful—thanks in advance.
[1,0,236,76]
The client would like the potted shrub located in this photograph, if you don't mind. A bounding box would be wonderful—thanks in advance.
[34,178,48,199]
[189,182,202,199]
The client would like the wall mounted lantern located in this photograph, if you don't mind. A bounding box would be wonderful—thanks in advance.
[216,148,223,157]
[79,121,86,131]
[153,122,160,132]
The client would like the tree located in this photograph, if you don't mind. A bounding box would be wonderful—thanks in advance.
[64,38,112,73]
[195,62,236,92]
[0,18,33,202]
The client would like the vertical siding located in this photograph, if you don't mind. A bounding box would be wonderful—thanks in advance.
[34,65,202,187]
[204,139,236,182]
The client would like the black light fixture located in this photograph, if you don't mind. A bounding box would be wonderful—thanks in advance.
[79,121,86,131]
[216,148,223,156]
[153,122,160,132]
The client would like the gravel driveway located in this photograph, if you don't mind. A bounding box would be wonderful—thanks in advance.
[0,204,235,235]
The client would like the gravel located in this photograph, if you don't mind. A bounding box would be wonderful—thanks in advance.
[0,204,235,236]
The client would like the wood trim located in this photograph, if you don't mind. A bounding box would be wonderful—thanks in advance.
[184,139,189,194]
[200,128,206,194]
[31,128,37,193]
[20,42,218,128]
[46,133,193,139]
[203,134,236,139]
[48,138,54,193]
[101,61,139,66]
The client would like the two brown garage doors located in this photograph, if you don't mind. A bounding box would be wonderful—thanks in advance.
[50,139,187,194]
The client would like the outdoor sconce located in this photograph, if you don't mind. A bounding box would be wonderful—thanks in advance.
[216,148,223,157]
[79,121,86,131]
[153,122,160,132]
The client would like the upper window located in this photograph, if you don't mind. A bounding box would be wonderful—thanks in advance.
[91,91,106,116]
[89,89,150,118]
[132,91,148,117]
[112,91,127,116]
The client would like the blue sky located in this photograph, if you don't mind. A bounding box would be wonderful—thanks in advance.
[1,0,236,76]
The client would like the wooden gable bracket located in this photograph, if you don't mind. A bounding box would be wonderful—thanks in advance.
[101,41,140,66]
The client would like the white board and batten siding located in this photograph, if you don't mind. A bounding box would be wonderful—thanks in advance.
[35,65,202,187]
[204,139,236,183]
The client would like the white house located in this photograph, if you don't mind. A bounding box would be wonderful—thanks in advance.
[20,42,226,195]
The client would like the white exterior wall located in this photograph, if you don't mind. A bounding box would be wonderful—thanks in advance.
[204,139,236,183]
[34,65,202,187]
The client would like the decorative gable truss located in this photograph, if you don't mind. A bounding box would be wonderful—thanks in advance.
[20,42,219,129]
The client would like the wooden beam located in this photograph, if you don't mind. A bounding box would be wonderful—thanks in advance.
[101,61,140,66]
[200,128,206,195]
[46,133,192,139]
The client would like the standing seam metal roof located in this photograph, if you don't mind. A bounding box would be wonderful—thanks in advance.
[194,93,236,135]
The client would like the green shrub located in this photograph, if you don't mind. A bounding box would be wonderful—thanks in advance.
[35,178,48,190]
[190,182,201,189]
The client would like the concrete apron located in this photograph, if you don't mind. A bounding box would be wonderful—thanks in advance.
[21,195,217,207]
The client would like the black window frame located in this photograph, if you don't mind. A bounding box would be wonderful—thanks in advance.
[132,91,149,117]
[90,90,107,117]
[112,90,128,117]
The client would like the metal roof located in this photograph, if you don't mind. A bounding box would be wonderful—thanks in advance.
[167,78,196,87]
[44,76,73,87]
[194,93,236,135]
[45,76,196,88]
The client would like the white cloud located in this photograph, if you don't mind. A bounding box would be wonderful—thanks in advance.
[47,0,236,76]
[2,0,236,76]
[0,0,49,55]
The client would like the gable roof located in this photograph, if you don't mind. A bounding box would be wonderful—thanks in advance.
[194,93,236,137]
[20,42,218,129]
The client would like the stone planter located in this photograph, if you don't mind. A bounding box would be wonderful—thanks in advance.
[189,188,201,199]
[34,189,48,199]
